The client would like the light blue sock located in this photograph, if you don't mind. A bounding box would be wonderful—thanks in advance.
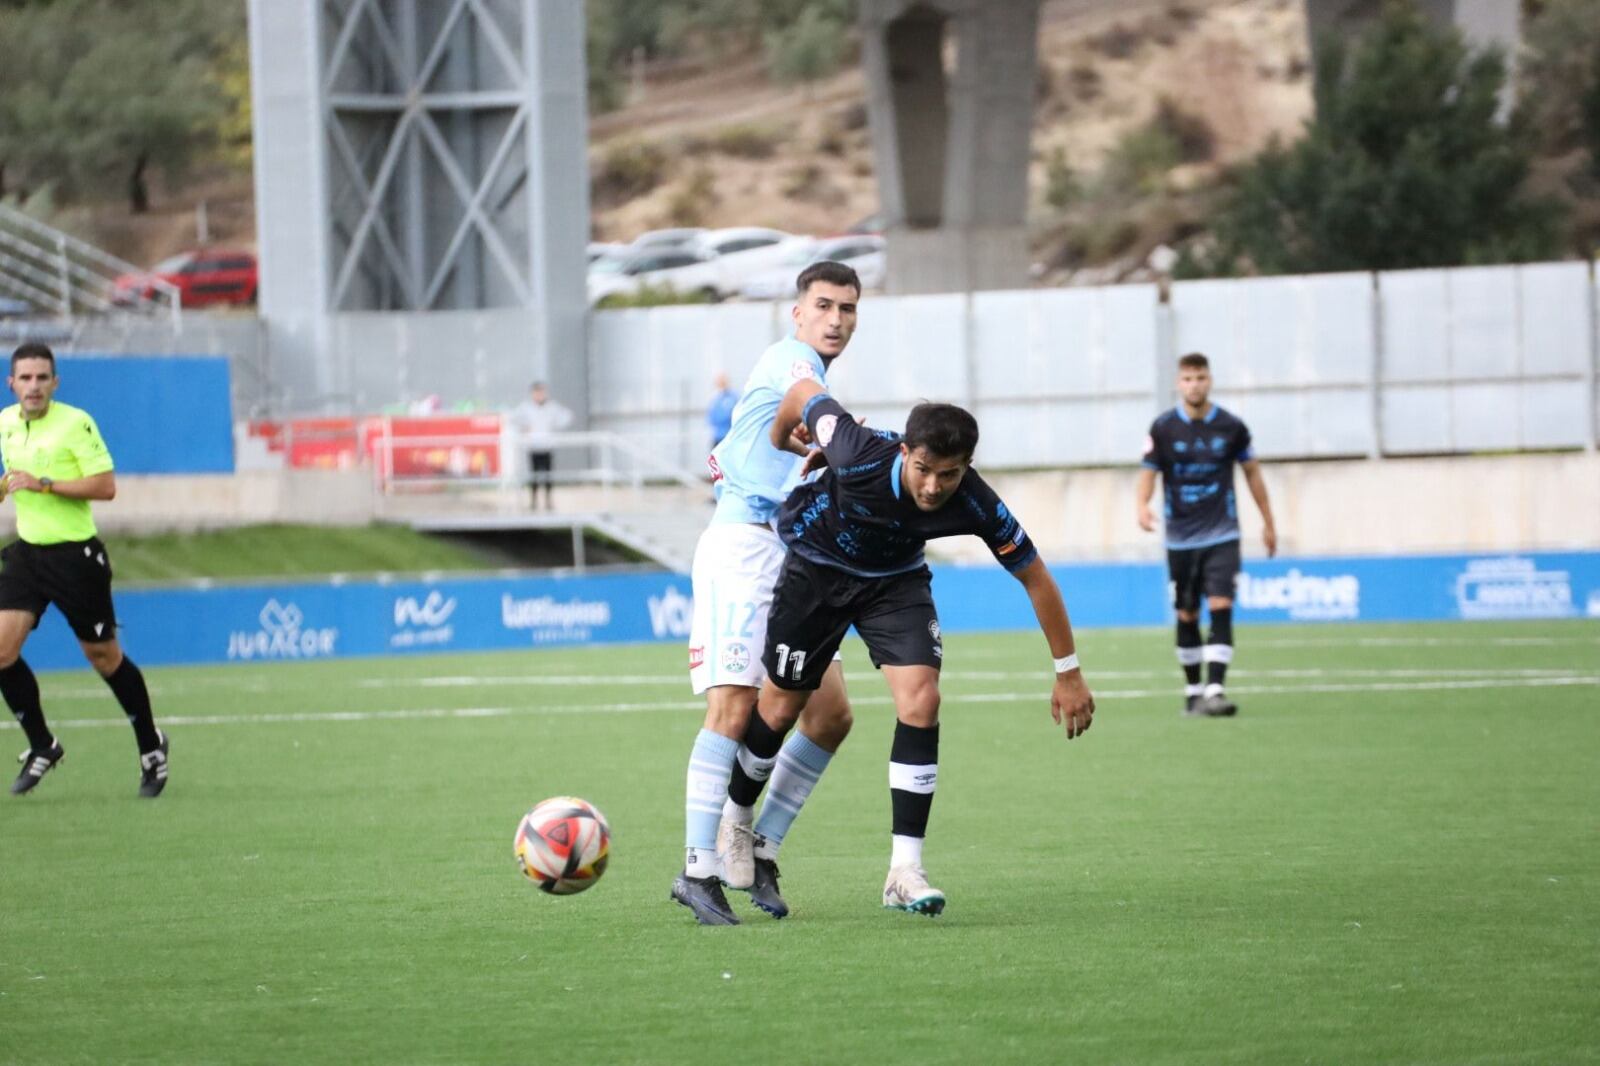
[753,731,833,857]
[685,729,740,873]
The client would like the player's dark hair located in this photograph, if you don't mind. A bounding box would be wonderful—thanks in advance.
[796,260,861,298]
[10,343,55,373]
[1178,352,1209,371]
[903,403,978,461]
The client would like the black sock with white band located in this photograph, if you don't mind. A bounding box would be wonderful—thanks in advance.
[726,708,788,813]
[103,657,161,753]
[889,720,939,869]
[1204,607,1234,696]
[1176,618,1203,697]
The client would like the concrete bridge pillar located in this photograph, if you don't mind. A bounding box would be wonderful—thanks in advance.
[859,0,1042,294]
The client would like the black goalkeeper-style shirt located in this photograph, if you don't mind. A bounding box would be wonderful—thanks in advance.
[775,393,1039,578]
[1141,404,1255,549]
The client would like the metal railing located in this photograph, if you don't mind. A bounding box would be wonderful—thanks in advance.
[0,203,180,327]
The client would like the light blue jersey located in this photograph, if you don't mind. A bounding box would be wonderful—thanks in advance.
[708,335,828,525]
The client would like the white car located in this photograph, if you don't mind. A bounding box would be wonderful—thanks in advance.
[736,234,887,301]
[587,246,723,306]
[627,227,708,252]
[688,227,803,297]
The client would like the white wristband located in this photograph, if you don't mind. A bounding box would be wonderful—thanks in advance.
[1053,653,1079,674]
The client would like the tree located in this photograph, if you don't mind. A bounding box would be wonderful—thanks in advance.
[1205,2,1560,275]
[764,4,851,89]
[0,0,238,213]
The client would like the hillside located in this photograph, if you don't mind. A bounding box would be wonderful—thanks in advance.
[69,0,1314,282]
[588,0,1314,283]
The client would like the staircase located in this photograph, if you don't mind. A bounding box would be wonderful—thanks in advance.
[0,203,180,331]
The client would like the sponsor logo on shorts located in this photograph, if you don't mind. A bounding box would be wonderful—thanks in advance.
[815,414,838,447]
[689,645,706,670]
[928,620,941,640]
[722,642,751,673]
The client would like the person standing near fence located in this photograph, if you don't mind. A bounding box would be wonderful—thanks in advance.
[1135,352,1277,718]
[509,381,573,510]
[1,343,169,797]
[706,371,737,453]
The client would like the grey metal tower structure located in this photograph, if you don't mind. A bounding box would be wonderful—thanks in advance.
[249,0,587,414]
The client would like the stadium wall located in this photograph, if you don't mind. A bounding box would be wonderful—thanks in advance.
[590,260,1600,475]
[18,551,1600,672]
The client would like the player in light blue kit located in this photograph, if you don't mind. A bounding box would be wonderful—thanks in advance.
[672,261,862,925]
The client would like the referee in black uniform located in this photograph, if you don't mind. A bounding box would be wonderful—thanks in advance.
[1136,352,1277,718]
[1,343,168,796]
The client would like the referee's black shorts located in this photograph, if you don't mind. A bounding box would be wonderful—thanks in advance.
[1167,539,1242,612]
[0,537,118,642]
[762,551,943,691]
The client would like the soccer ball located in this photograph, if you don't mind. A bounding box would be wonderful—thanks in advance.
[515,796,611,895]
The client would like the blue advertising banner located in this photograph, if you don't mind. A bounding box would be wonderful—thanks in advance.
[55,355,235,474]
[15,551,1600,672]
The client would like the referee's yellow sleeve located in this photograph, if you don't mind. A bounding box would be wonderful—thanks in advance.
[70,413,115,477]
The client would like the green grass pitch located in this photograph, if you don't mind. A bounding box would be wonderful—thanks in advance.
[2,621,1597,1064]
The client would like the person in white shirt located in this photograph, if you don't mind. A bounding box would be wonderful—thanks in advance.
[509,382,573,510]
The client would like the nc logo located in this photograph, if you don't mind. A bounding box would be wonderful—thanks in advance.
[395,591,457,628]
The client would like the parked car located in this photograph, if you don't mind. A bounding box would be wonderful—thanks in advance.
[587,246,722,305]
[112,249,257,308]
[587,241,627,264]
[689,226,804,298]
[0,296,31,318]
[626,227,708,252]
[737,234,887,301]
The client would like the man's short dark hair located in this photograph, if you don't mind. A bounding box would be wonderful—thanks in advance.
[796,260,861,298]
[1178,352,1209,371]
[10,343,55,373]
[903,402,979,461]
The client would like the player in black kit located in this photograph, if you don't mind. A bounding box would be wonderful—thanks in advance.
[732,377,1096,917]
[1136,353,1277,718]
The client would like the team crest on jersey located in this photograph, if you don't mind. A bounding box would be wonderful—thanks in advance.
[815,414,838,447]
[790,361,817,382]
[722,642,750,673]
[1212,436,1226,452]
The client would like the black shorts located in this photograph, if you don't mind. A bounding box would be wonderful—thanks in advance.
[1167,539,1241,612]
[762,551,942,691]
[527,451,553,482]
[0,537,118,642]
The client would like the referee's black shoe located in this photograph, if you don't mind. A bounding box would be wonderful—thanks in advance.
[138,731,170,798]
[12,739,65,795]
[671,868,740,925]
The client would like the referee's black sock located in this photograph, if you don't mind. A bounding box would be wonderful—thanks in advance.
[1205,608,1234,690]
[0,658,53,752]
[103,657,161,753]
[726,708,789,809]
[1176,618,1203,686]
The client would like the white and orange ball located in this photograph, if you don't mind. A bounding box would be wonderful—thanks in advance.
[515,796,611,895]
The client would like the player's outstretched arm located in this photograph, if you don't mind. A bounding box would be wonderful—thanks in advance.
[1241,459,1277,558]
[769,378,827,451]
[1135,466,1157,532]
[1013,556,1095,739]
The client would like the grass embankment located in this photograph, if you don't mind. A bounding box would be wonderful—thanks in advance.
[106,523,497,583]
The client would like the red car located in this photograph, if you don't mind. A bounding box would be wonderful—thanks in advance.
[113,249,258,308]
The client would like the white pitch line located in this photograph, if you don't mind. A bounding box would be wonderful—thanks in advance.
[31,664,1598,702]
[6,674,1596,732]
